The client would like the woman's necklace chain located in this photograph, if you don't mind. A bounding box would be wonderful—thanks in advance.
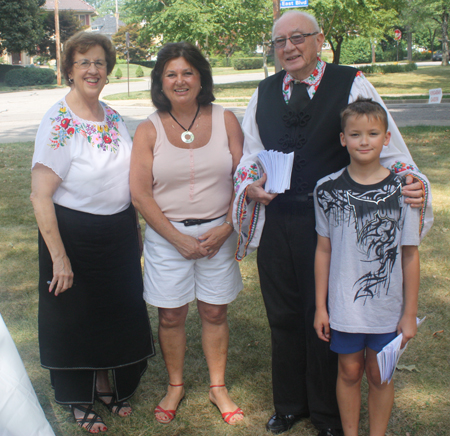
[169,104,201,144]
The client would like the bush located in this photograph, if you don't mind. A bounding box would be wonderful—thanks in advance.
[115,68,123,79]
[4,67,55,87]
[133,60,156,69]
[340,37,372,65]
[233,58,264,70]
[357,63,418,74]
[135,65,144,77]
[0,64,23,82]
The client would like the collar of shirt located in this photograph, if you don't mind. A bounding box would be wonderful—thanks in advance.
[282,57,326,104]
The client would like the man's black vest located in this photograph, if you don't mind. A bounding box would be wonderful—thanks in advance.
[256,63,357,196]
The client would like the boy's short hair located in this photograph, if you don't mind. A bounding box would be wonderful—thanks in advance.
[340,98,389,132]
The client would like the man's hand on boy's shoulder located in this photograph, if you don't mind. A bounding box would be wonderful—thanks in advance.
[402,175,425,208]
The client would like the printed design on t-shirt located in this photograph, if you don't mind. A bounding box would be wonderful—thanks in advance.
[317,180,403,304]
[48,101,122,152]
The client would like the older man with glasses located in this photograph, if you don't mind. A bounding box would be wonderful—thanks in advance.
[235,9,432,436]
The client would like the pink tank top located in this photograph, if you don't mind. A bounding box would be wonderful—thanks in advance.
[150,104,233,221]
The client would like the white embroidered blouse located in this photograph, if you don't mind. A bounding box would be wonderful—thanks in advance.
[32,98,133,215]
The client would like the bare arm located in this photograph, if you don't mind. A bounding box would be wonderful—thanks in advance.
[199,110,243,259]
[314,235,332,342]
[130,119,208,260]
[30,164,73,296]
[397,245,420,348]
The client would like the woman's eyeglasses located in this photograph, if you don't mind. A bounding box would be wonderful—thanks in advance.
[272,32,319,49]
[73,59,107,70]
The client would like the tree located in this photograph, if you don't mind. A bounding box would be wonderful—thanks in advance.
[124,0,272,60]
[84,0,131,22]
[410,0,449,65]
[36,11,82,59]
[0,0,46,55]
[310,0,402,64]
[112,23,152,62]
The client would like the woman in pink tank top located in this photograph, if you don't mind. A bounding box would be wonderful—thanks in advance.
[130,42,244,426]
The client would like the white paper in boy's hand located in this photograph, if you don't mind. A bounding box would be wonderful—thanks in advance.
[377,316,426,384]
[257,150,294,194]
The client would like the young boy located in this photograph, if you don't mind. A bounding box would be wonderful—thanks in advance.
[313,98,421,436]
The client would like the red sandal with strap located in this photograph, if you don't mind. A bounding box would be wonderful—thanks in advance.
[209,384,244,425]
[154,383,185,424]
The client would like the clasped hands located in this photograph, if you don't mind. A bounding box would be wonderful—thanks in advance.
[175,224,233,260]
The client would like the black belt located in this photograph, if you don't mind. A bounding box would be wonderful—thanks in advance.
[177,215,224,227]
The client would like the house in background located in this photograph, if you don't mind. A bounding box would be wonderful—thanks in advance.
[2,0,97,65]
[43,0,97,28]
[91,14,125,40]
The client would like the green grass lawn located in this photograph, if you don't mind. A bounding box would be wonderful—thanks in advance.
[0,126,449,435]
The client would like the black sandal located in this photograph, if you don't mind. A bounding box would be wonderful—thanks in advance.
[70,404,107,433]
[95,392,132,417]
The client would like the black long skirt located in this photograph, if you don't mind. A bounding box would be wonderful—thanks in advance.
[38,204,155,404]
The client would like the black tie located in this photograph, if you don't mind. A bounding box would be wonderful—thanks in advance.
[289,81,310,111]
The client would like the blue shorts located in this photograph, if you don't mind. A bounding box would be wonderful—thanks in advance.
[330,329,397,354]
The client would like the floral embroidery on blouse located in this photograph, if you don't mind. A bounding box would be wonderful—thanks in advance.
[48,101,122,152]
[283,57,326,103]
[391,161,420,174]
[234,163,259,194]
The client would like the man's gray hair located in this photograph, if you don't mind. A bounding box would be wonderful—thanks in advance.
[272,10,321,38]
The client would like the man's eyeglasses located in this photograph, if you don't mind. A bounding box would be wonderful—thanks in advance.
[272,32,319,49]
[73,59,107,70]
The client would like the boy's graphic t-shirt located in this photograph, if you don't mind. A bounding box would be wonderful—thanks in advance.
[314,168,420,334]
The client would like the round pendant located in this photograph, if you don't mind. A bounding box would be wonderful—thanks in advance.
[181,131,194,144]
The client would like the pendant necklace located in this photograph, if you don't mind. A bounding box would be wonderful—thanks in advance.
[169,104,201,144]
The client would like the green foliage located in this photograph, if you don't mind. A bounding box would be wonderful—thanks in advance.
[4,67,55,86]
[311,0,403,64]
[124,0,273,59]
[115,67,123,79]
[112,23,151,63]
[0,0,45,55]
[37,11,82,59]
[134,60,156,68]
[0,64,23,82]
[339,37,373,65]
[233,58,264,70]
[357,63,418,74]
[135,65,144,77]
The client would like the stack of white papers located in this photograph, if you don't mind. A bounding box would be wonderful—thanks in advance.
[257,150,294,194]
[377,317,426,384]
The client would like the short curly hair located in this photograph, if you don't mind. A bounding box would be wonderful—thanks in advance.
[61,31,116,86]
[151,42,215,112]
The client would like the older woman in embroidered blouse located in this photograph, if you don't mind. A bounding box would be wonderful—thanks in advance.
[30,31,154,434]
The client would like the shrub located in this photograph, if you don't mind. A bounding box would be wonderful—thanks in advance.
[133,60,156,69]
[115,68,123,79]
[135,65,144,77]
[4,67,55,87]
[233,58,264,70]
[357,63,418,74]
[0,64,23,82]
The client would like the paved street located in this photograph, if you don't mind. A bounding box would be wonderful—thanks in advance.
[1,72,449,144]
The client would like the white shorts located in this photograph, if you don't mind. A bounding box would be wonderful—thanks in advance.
[143,216,243,308]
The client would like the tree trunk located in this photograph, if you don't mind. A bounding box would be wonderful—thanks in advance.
[442,6,449,66]
[407,26,412,62]
[332,36,343,64]
[273,0,281,73]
